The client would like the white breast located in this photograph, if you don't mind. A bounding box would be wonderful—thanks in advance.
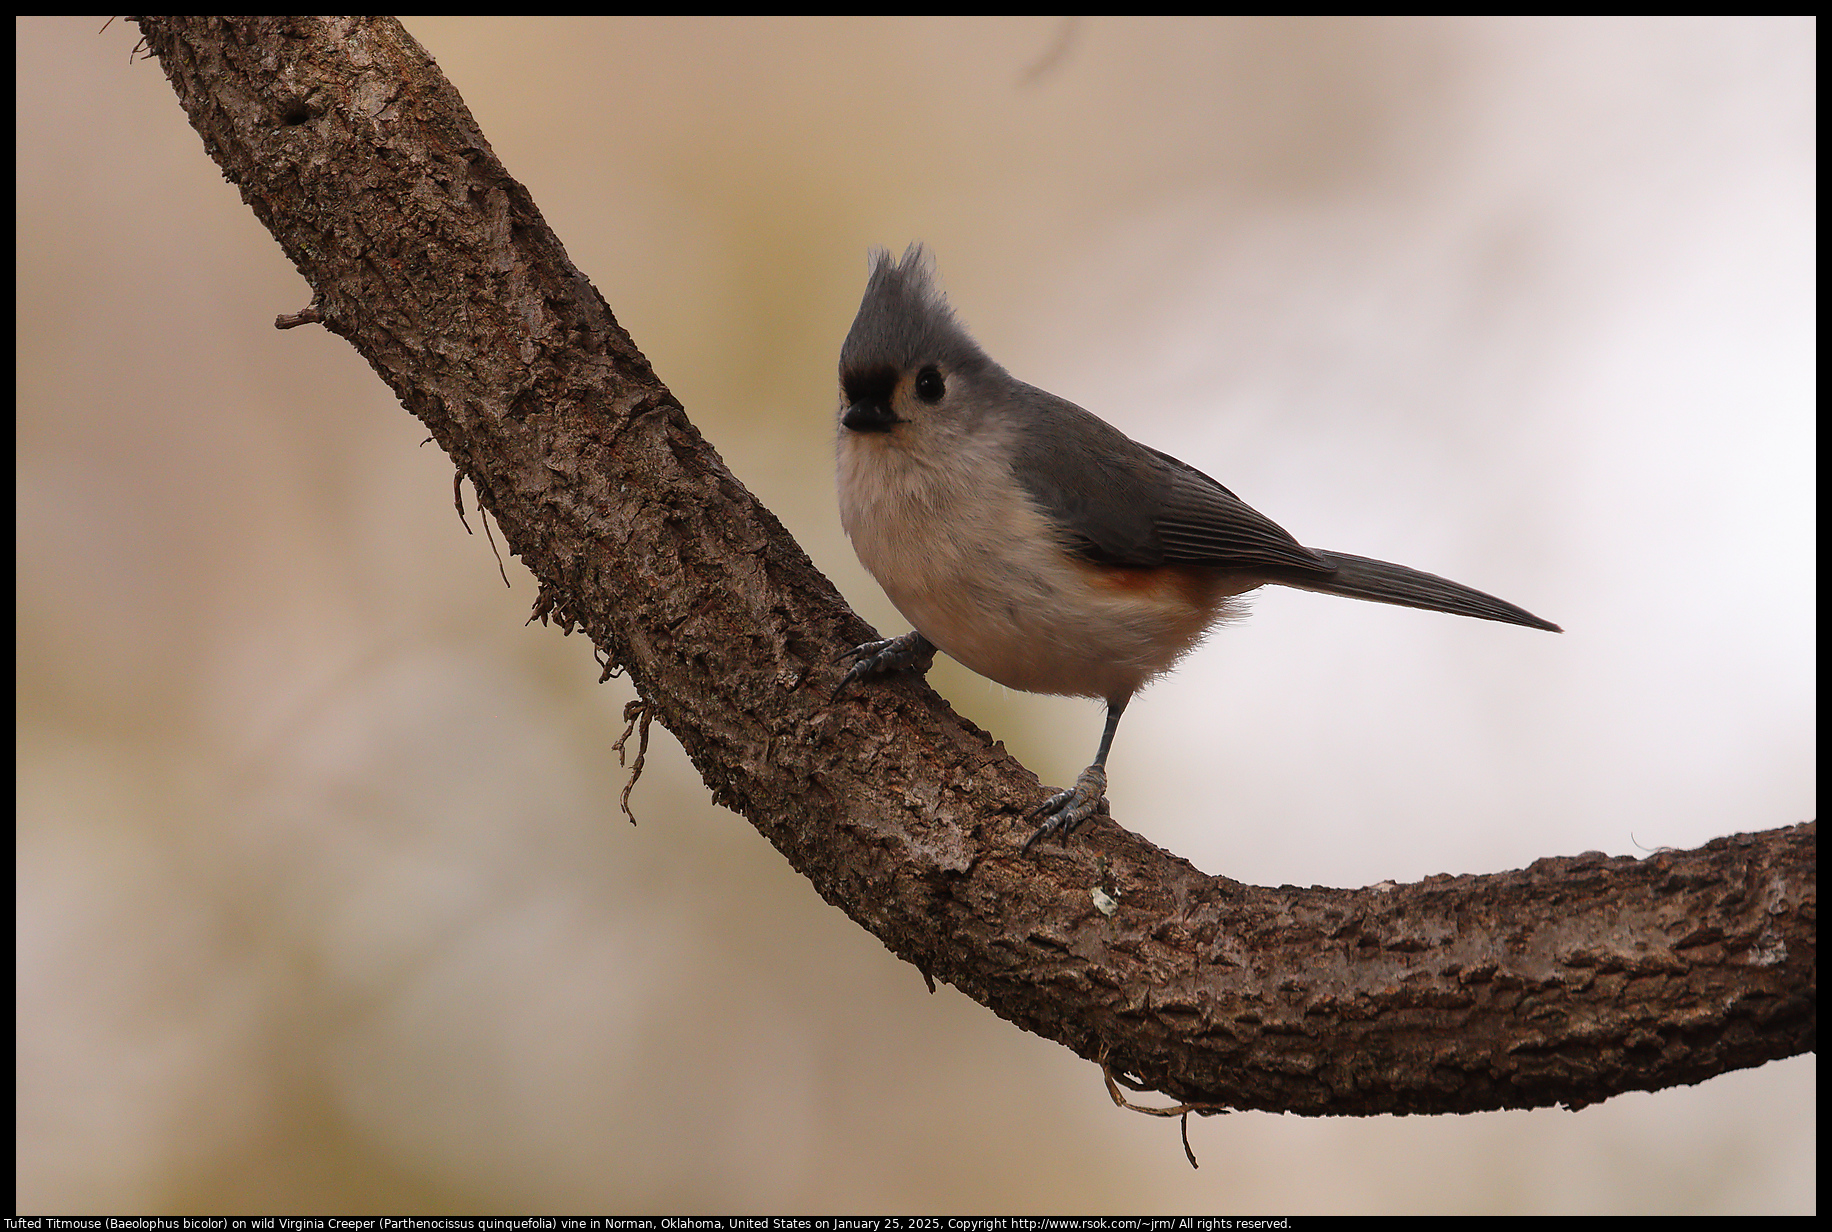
[837,423,1230,706]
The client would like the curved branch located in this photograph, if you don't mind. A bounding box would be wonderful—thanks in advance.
[132,16,1815,1115]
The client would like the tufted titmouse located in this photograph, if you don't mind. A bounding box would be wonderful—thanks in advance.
[834,245,1559,853]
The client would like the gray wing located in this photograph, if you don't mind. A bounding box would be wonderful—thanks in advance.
[1006,384,1330,575]
[1006,385,1561,632]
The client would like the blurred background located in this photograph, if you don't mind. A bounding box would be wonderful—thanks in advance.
[16,16,1813,1214]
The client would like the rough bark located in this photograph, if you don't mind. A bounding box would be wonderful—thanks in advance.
[129,16,1814,1116]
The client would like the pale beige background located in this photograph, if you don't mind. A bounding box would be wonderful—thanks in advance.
[17,16,1814,1214]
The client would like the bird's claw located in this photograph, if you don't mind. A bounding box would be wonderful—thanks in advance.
[1021,764,1110,854]
[834,632,935,697]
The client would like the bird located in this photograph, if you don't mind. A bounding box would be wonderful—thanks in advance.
[832,245,1558,852]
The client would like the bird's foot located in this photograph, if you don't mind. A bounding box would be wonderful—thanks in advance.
[834,631,936,697]
[1022,763,1110,853]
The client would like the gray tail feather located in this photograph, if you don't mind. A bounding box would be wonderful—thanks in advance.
[1282,550,1561,632]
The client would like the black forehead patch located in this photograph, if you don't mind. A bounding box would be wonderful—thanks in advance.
[842,363,902,409]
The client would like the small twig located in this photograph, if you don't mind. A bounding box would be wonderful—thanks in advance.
[611,698,654,825]
[1099,1049,1231,1169]
[274,302,323,329]
[102,17,155,63]
[453,470,472,534]
[478,494,509,587]
[451,472,510,586]
[1020,16,1079,86]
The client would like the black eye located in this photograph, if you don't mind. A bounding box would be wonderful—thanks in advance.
[914,366,946,404]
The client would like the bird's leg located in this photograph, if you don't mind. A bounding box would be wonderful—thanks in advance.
[1023,699,1128,853]
[834,630,937,697]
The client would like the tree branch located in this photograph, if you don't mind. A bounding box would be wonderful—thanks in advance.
[130,16,1814,1115]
